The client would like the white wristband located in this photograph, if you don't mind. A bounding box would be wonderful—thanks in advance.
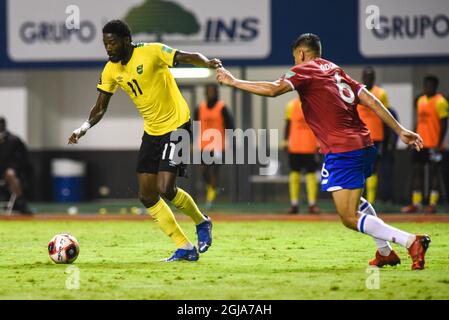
[80,121,91,131]
[73,121,91,135]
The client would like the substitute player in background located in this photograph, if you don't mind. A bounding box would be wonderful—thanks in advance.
[357,67,390,204]
[0,117,32,214]
[193,84,234,209]
[401,76,448,214]
[217,33,430,270]
[283,98,320,214]
[68,20,218,262]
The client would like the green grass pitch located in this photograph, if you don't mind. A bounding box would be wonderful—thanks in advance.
[0,220,448,299]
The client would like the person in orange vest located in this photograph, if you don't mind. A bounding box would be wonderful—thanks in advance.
[357,67,390,204]
[194,84,234,209]
[284,97,320,214]
[401,75,449,214]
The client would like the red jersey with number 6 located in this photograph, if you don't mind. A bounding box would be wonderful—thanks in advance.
[280,58,373,154]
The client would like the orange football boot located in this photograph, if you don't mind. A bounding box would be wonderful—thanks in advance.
[308,204,320,214]
[400,204,420,213]
[369,250,401,267]
[408,235,431,270]
[423,205,437,214]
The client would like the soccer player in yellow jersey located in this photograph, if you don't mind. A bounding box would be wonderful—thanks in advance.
[68,20,221,262]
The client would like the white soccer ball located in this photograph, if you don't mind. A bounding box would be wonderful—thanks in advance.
[48,234,80,264]
[67,206,78,215]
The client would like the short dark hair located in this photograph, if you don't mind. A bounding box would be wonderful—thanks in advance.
[424,75,439,89]
[206,84,218,91]
[102,20,132,39]
[205,84,219,97]
[292,33,321,56]
[363,66,375,74]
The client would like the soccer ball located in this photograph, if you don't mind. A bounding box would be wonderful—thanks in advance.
[48,234,80,264]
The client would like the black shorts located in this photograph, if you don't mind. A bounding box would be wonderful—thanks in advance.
[288,153,319,173]
[412,148,431,164]
[136,121,191,176]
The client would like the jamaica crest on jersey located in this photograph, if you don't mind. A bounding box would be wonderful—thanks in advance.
[137,64,143,74]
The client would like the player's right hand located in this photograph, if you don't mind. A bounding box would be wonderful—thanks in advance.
[399,129,423,151]
[67,128,86,145]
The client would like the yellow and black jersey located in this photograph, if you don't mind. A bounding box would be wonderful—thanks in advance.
[97,42,190,136]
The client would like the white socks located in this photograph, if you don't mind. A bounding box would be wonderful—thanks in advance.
[357,209,416,249]
[359,198,392,256]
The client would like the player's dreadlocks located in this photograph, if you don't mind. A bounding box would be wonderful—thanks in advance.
[102,20,132,40]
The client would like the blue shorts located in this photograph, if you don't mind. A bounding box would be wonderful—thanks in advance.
[320,146,377,192]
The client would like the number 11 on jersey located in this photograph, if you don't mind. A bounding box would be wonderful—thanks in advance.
[127,79,143,96]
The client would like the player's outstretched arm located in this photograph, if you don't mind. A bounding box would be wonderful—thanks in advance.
[67,92,111,144]
[216,67,292,97]
[174,51,222,69]
[359,88,423,151]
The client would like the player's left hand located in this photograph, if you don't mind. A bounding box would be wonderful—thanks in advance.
[400,129,423,151]
[216,67,235,86]
[67,128,86,145]
[207,58,223,69]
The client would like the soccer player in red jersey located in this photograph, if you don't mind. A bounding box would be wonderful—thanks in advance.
[216,33,430,270]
